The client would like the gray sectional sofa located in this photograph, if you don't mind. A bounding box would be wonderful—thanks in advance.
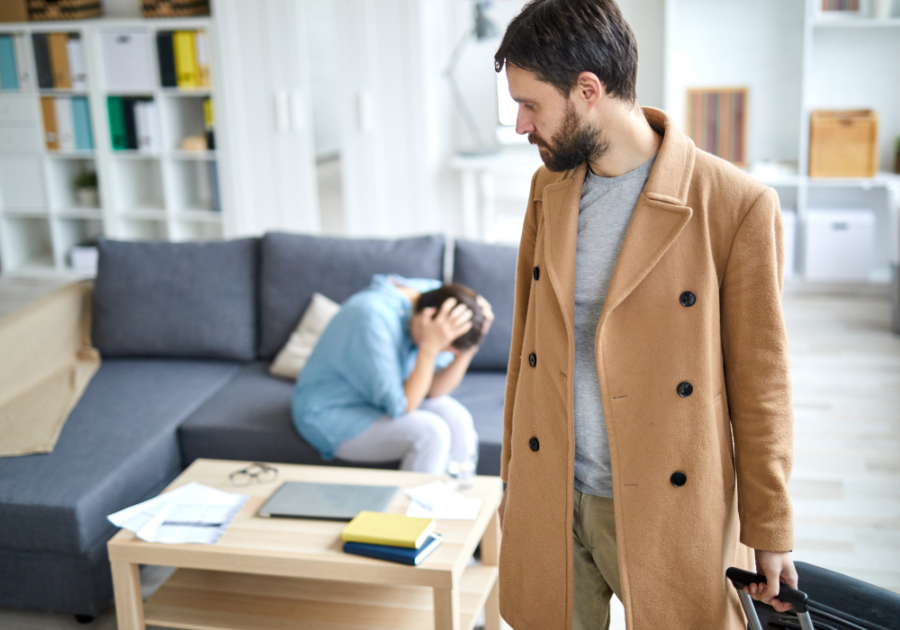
[0,232,517,618]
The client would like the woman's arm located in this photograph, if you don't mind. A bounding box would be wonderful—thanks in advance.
[428,347,477,398]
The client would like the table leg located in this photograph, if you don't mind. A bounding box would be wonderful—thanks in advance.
[433,585,460,630]
[481,510,502,630]
[111,561,145,630]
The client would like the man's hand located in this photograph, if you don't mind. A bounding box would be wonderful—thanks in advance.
[476,295,495,339]
[744,550,798,613]
[411,297,473,355]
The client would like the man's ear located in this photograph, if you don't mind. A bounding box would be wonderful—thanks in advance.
[572,71,604,110]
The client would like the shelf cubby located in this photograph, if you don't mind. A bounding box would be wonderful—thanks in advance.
[0,215,54,272]
[54,217,103,269]
[162,94,211,152]
[0,154,46,210]
[117,218,167,241]
[46,157,98,211]
[110,158,164,211]
[168,159,218,212]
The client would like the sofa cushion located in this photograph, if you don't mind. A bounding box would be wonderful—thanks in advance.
[450,370,507,476]
[92,238,259,361]
[0,359,241,555]
[259,233,445,358]
[452,239,517,371]
[179,362,398,469]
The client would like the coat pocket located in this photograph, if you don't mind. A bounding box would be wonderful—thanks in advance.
[715,392,736,494]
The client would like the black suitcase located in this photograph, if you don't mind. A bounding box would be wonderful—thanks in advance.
[727,564,900,630]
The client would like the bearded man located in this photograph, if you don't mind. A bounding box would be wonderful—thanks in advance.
[493,1,797,629]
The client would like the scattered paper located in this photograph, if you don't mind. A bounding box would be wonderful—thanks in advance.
[404,481,482,520]
[108,482,248,545]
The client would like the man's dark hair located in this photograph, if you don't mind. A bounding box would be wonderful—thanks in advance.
[494,0,638,103]
[416,283,485,351]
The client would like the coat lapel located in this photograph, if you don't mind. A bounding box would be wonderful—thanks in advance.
[541,162,587,338]
[600,108,696,323]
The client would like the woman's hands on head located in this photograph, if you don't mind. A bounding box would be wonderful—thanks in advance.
[411,297,473,355]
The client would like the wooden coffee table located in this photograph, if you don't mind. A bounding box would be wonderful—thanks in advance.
[107,458,503,630]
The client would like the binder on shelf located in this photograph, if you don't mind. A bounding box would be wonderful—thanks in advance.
[40,96,59,150]
[135,99,159,153]
[173,30,198,89]
[122,96,138,150]
[72,97,93,151]
[156,32,177,88]
[203,97,214,150]
[54,96,75,151]
[101,31,154,92]
[208,160,220,212]
[107,96,127,150]
[0,35,18,90]
[195,29,209,87]
[14,35,32,91]
[32,33,53,89]
[47,32,71,89]
[66,35,87,91]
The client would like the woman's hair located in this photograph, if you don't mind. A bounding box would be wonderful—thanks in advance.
[415,283,485,350]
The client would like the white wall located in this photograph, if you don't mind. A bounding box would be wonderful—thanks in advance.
[667,0,806,164]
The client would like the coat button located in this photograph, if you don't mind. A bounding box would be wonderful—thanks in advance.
[677,381,693,397]
[671,472,687,487]
[533,266,540,280]
[528,352,537,368]
[680,291,696,307]
[529,437,540,451]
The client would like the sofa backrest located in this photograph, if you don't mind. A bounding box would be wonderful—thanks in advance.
[258,232,446,359]
[92,238,260,361]
[452,239,517,371]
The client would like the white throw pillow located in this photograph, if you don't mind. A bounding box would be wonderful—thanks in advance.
[270,292,341,380]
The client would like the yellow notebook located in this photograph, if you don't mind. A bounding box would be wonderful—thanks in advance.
[341,512,436,549]
[173,31,199,89]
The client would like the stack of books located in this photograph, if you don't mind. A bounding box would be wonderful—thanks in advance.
[31,32,87,90]
[156,30,210,90]
[341,511,442,566]
[106,97,159,153]
[821,0,859,11]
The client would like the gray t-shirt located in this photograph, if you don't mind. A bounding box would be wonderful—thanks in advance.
[574,156,656,498]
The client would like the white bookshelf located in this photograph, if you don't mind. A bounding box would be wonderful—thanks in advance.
[0,16,223,277]
[664,0,900,281]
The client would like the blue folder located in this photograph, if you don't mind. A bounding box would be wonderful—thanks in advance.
[343,533,443,566]
[72,97,94,151]
[0,36,18,91]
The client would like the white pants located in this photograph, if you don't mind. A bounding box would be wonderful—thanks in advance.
[334,396,479,475]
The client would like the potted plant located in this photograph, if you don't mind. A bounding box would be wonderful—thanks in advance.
[72,170,99,207]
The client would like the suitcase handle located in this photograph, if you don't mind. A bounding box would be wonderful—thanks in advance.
[726,567,809,613]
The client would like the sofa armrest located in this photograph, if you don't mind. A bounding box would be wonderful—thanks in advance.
[0,280,100,457]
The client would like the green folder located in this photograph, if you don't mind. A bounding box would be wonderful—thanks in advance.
[107,97,127,150]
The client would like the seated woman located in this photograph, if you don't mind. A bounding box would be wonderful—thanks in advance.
[291,274,494,475]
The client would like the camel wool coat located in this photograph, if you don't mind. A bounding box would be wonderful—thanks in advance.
[498,107,794,630]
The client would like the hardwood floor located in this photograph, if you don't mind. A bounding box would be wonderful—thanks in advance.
[0,279,896,628]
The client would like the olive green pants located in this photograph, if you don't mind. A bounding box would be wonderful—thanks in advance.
[573,488,622,630]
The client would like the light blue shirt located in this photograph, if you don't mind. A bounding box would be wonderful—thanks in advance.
[291,274,454,460]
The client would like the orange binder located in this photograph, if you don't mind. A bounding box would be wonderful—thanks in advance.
[41,96,59,150]
[47,32,71,89]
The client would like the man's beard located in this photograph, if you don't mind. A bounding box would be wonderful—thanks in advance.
[528,101,608,172]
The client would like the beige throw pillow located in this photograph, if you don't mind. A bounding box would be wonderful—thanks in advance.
[270,292,341,380]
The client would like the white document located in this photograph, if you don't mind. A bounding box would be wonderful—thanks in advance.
[108,482,248,545]
[14,35,32,91]
[54,97,75,152]
[404,481,482,520]
[144,100,160,153]
[101,31,154,91]
[66,37,87,91]
[134,101,149,152]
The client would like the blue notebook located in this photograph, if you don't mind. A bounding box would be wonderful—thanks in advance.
[343,533,443,566]
[0,36,18,91]
[72,97,94,150]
